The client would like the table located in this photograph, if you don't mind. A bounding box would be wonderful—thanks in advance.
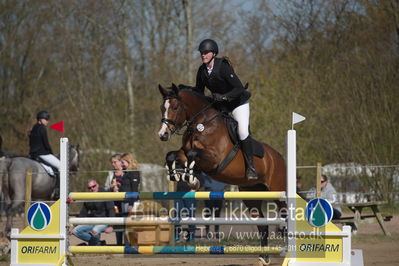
[333,201,392,236]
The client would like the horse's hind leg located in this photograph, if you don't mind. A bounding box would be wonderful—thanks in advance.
[5,200,23,237]
[242,199,271,266]
[240,184,271,265]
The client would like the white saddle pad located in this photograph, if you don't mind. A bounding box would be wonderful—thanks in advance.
[40,163,55,176]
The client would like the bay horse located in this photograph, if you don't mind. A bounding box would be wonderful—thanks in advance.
[158,84,286,265]
[0,145,79,235]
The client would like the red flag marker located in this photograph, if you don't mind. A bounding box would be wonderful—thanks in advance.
[50,121,64,137]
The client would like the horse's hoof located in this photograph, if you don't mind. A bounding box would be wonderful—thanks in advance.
[180,171,186,182]
[191,178,200,190]
[188,175,197,185]
[257,255,271,266]
[166,174,172,182]
[174,173,181,182]
[188,174,194,184]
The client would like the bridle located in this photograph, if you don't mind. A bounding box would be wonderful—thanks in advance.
[160,95,185,135]
[160,95,216,136]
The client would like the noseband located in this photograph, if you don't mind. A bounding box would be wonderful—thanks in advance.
[160,95,215,136]
[161,117,180,134]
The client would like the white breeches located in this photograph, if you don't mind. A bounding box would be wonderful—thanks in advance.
[39,154,60,170]
[231,102,250,140]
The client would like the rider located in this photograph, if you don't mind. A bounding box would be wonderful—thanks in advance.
[194,39,257,180]
[29,110,60,176]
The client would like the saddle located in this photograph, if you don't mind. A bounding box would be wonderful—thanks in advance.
[208,114,265,174]
[224,114,265,158]
[30,155,58,178]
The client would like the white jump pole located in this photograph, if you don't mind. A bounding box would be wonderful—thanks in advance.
[286,129,297,259]
[286,112,305,260]
[59,138,69,265]
[69,217,287,226]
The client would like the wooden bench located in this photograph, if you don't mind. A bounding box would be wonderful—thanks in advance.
[333,214,392,233]
[332,201,392,236]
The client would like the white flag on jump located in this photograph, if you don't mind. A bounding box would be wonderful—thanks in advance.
[292,112,306,125]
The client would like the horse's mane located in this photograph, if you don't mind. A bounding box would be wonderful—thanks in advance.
[177,84,212,104]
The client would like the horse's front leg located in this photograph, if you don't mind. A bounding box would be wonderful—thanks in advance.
[165,150,187,182]
[183,149,201,190]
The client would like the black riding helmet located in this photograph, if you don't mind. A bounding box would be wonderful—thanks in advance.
[198,39,218,55]
[37,110,50,120]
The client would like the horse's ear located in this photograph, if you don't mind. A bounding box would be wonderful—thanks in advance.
[171,83,179,95]
[158,84,168,97]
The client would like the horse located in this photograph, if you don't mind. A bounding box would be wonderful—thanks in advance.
[157,84,286,265]
[0,145,79,235]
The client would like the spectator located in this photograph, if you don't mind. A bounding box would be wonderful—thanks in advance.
[120,152,141,209]
[121,152,140,185]
[121,152,138,171]
[114,152,141,246]
[72,179,114,246]
[202,173,227,238]
[296,175,306,199]
[104,154,125,245]
[296,175,302,193]
[104,154,124,192]
[307,174,342,219]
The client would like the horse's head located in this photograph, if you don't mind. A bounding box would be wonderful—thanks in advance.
[158,84,187,141]
[69,144,80,172]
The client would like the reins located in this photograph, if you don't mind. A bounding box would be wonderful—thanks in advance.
[185,102,216,128]
[160,95,217,136]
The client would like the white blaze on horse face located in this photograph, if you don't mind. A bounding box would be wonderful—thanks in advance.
[158,99,170,137]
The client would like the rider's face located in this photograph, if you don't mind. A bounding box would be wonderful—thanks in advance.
[39,118,49,126]
[200,51,215,65]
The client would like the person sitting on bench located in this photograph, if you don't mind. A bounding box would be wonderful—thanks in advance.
[307,174,342,219]
[72,179,115,246]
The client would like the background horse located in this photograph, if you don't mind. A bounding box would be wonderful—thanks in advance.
[158,84,286,265]
[0,145,79,235]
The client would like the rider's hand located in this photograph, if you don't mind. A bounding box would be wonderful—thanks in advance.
[105,226,113,233]
[212,93,227,102]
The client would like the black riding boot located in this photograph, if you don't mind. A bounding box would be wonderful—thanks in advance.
[241,136,258,180]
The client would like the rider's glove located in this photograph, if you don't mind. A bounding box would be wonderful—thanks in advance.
[212,93,228,102]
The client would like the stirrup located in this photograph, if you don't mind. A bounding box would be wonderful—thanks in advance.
[246,167,258,180]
